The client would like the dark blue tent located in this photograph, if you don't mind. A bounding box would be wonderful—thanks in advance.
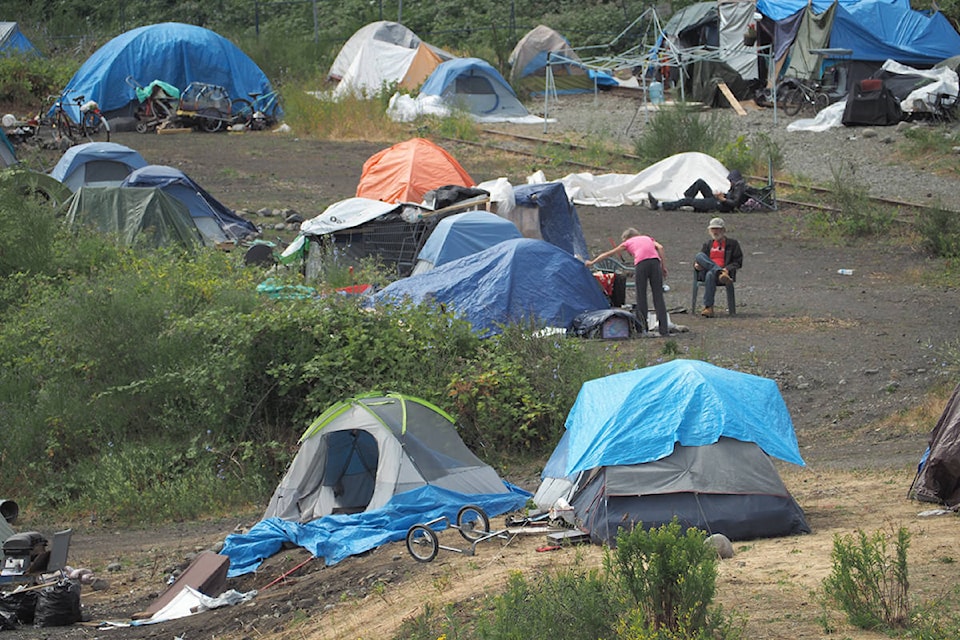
[122,165,259,246]
[374,237,609,337]
[57,23,274,121]
[420,58,529,118]
[49,142,148,192]
[513,182,589,259]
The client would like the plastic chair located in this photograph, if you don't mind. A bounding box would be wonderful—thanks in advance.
[691,269,736,315]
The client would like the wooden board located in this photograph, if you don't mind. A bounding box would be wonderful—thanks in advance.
[545,529,591,545]
[717,82,747,116]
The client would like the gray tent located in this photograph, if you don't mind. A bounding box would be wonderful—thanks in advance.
[264,394,515,523]
[62,186,203,250]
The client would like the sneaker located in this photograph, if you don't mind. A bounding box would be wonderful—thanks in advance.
[647,193,659,210]
[718,270,732,286]
[701,306,714,318]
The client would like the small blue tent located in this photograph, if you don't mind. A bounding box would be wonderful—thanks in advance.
[49,142,148,192]
[0,22,39,57]
[57,23,274,121]
[534,360,810,543]
[122,165,259,246]
[411,211,522,274]
[420,58,529,119]
[374,237,609,337]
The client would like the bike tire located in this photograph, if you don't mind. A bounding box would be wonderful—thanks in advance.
[780,87,803,117]
[456,505,490,542]
[199,108,223,133]
[405,525,439,563]
[82,112,110,143]
[814,92,830,114]
[230,98,254,129]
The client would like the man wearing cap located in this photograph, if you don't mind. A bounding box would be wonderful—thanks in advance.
[648,170,747,213]
[695,217,743,318]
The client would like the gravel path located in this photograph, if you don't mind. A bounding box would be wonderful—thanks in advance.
[518,91,960,210]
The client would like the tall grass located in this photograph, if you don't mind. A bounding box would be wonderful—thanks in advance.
[282,81,408,140]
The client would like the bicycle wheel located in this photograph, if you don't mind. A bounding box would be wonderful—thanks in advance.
[456,505,490,542]
[779,87,804,117]
[405,524,439,563]
[82,112,110,143]
[230,98,254,129]
[814,92,830,114]
[49,114,76,148]
[199,108,223,133]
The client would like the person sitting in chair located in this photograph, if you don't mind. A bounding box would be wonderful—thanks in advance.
[695,217,743,318]
[648,170,747,213]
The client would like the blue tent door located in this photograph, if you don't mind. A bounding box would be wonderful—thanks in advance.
[322,430,379,514]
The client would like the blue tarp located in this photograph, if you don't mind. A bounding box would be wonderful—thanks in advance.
[122,165,259,244]
[220,483,530,576]
[543,359,805,479]
[374,237,610,337]
[416,211,522,269]
[57,23,274,120]
[421,58,529,118]
[514,182,589,259]
[757,0,960,66]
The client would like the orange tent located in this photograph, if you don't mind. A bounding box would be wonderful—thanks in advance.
[356,138,475,204]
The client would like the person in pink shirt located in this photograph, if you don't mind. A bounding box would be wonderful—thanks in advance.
[586,228,669,337]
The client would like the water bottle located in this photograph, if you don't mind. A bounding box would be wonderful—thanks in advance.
[837,269,854,275]
[649,81,664,105]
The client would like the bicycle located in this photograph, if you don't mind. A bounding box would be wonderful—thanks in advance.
[230,89,282,131]
[776,78,830,117]
[47,91,110,145]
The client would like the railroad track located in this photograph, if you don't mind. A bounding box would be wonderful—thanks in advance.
[440,129,943,214]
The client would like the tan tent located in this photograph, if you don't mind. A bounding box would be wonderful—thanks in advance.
[508,24,592,94]
[400,43,444,90]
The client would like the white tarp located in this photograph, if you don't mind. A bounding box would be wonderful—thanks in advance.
[386,92,551,124]
[333,40,418,99]
[298,198,402,236]
[527,151,729,207]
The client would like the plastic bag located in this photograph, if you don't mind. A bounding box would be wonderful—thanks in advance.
[0,588,38,626]
[33,580,81,628]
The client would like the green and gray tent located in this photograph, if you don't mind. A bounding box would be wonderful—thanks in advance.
[62,186,203,250]
[264,393,516,523]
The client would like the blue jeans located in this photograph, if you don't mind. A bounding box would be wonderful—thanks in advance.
[695,252,726,307]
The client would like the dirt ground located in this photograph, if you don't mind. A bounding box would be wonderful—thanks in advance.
[6,117,960,639]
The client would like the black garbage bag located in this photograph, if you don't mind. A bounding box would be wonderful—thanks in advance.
[0,589,38,625]
[0,610,17,631]
[33,580,81,628]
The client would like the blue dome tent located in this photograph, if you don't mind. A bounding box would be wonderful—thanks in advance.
[49,142,148,192]
[420,58,529,119]
[56,23,275,121]
[122,165,259,246]
[411,211,522,274]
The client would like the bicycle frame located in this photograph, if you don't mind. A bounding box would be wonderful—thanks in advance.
[48,92,110,145]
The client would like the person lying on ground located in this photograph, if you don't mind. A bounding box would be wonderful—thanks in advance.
[695,217,743,318]
[585,228,669,337]
[648,169,747,212]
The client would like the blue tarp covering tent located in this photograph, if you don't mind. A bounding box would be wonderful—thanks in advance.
[757,0,960,68]
[49,142,148,192]
[420,58,529,119]
[411,210,522,274]
[534,360,810,543]
[373,237,609,337]
[220,394,529,575]
[0,22,39,57]
[122,165,259,246]
[56,23,275,121]
[513,182,589,259]
[0,129,16,168]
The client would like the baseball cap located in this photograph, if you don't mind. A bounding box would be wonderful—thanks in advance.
[708,217,725,229]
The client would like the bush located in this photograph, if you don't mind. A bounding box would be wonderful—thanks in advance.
[475,568,626,640]
[806,162,896,238]
[823,526,911,630]
[607,518,740,638]
[0,55,78,108]
[633,103,729,165]
[916,205,960,258]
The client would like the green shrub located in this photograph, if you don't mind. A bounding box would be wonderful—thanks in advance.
[0,55,78,107]
[807,163,896,238]
[916,205,960,258]
[823,526,911,630]
[633,103,728,164]
[606,518,730,636]
[476,568,626,640]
